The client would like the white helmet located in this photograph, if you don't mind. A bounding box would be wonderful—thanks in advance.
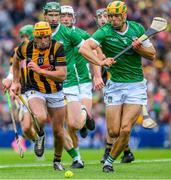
[61,5,76,24]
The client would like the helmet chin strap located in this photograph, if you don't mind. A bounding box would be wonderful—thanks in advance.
[113,15,126,31]
[113,22,125,30]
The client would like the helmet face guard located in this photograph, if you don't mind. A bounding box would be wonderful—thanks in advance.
[19,25,34,40]
[106,1,127,30]
[61,6,76,26]
[33,21,52,50]
[96,8,106,17]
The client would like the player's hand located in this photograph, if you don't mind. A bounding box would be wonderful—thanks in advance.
[2,78,12,92]
[132,38,142,50]
[10,82,21,99]
[27,62,41,74]
[100,58,115,67]
[93,76,104,91]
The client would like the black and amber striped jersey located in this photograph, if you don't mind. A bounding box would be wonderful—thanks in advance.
[16,39,66,94]
[102,68,111,85]
[10,47,27,94]
[9,48,16,66]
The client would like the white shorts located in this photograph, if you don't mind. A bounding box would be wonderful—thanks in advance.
[79,82,92,100]
[63,82,92,102]
[104,79,147,106]
[25,90,64,108]
[63,85,80,102]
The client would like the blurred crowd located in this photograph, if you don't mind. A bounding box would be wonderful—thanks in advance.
[0,0,171,147]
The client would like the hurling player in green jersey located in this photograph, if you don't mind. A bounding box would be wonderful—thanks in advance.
[94,8,135,165]
[79,1,156,173]
[60,5,94,168]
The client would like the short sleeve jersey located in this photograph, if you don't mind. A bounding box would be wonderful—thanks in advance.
[52,23,83,87]
[73,27,92,84]
[92,21,146,83]
[16,39,66,94]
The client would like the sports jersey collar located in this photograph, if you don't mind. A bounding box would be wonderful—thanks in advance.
[72,26,76,30]
[52,23,61,37]
[115,21,129,35]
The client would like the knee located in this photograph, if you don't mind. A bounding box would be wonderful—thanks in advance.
[53,127,64,139]
[67,120,80,130]
[22,125,31,134]
[35,112,47,124]
[120,126,131,137]
[108,127,119,138]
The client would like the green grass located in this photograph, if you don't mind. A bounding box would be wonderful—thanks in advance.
[0,149,171,179]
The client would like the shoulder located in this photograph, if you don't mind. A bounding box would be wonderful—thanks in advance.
[52,39,64,54]
[74,26,90,39]
[94,23,112,35]
[128,21,145,32]
[17,41,31,53]
[100,23,112,31]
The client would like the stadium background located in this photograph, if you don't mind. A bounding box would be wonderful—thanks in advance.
[0,0,170,150]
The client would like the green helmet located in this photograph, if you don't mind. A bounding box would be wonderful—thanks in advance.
[43,2,61,14]
[19,25,34,40]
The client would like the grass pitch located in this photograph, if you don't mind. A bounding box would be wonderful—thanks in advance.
[0,148,171,179]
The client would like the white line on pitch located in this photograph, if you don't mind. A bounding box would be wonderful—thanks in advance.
[0,159,171,169]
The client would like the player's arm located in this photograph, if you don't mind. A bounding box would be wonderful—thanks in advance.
[79,39,102,66]
[2,49,16,92]
[91,47,105,90]
[79,27,115,67]
[71,28,113,67]
[3,66,13,92]
[31,44,67,82]
[132,38,156,61]
[39,66,66,82]
[11,50,22,95]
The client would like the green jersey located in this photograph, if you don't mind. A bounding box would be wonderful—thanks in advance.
[73,27,92,84]
[92,21,145,83]
[52,23,83,87]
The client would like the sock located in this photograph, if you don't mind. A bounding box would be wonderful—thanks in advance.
[124,145,130,154]
[54,153,61,162]
[67,148,78,159]
[75,147,80,157]
[38,129,44,137]
[106,142,112,150]
[74,147,81,161]
[104,155,115,166]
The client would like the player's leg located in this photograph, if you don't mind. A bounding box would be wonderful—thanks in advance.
[68,82,94,168]
[103,80,147,172]
[80,82,95,135]
[103,104,141,172]
[20,94,36,141]
[46,91,65,171]
[101,134,114,163]
[121,144,135,163]
[63,104,84,168]
[64,85,87,142]
[64,128,84,168]
[26,90,47,157]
